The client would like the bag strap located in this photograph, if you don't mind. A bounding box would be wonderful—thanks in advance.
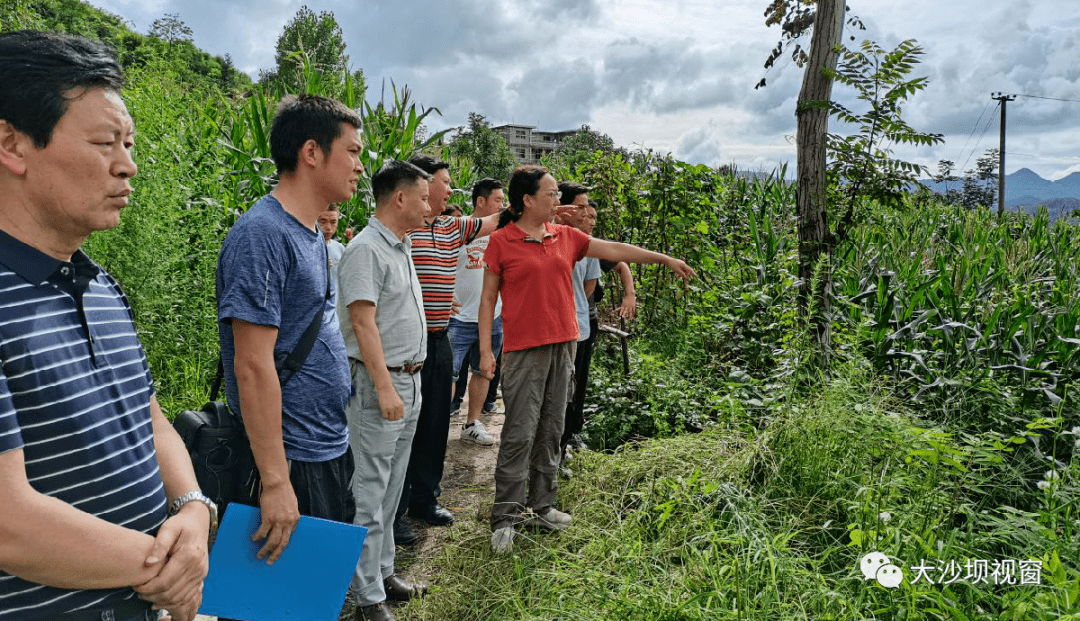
[210,357,224,402]
[210,241,333,397]
[277,241,332,387]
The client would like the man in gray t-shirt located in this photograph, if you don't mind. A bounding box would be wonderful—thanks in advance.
[338,161,432,621]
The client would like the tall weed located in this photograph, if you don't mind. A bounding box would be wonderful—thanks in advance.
[84,58,226,412]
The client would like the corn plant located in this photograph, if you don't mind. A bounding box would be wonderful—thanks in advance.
[209,56,449,231]
[835,203,1080,431]
[350,82,449,226]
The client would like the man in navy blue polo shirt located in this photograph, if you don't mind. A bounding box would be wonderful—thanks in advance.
[216,94,360,572]
[0,31,211,621]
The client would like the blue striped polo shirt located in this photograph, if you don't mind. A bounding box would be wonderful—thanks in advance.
[0,231,167,620]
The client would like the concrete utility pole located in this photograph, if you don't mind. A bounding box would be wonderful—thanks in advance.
[992,92,1016,216]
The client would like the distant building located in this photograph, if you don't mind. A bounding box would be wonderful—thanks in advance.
[493,124,578,165]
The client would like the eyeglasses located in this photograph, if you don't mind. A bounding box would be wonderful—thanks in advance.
[543,190,562,200]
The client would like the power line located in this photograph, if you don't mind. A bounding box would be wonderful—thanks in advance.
[1016,93,1080,104]
[958,101,999,173]
[1005,151,1080,162]
[955,99,991,169]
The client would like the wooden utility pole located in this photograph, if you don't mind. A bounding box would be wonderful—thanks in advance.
[992,92,1015,216]
[796,0,845,356]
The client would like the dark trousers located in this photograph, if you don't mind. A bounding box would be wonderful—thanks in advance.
[398,330,453,518]
[562,316,598,449]
[487,353,502,405]
[285,450,357,523]
[219,450,355,621]
[50,600,156,621]
[452,361,469,409]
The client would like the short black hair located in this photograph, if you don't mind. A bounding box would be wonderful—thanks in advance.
[270,94,363,174]
[471,178,504,206]
[372,160,431,205]
[407,154,450,176]
[558,181,590,206]
[0,31,125,148]
[587,199,598,208]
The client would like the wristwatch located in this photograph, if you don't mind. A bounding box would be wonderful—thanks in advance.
[169,490,220,547]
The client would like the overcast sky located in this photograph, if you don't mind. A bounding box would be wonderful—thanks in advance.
[89,0,1080,180]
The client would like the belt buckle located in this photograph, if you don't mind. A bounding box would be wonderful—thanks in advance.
[402,361,422,374]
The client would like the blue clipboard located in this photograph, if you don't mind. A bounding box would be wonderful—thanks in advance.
[199,503,367,621]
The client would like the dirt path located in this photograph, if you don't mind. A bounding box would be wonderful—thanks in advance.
[392,394,504,597]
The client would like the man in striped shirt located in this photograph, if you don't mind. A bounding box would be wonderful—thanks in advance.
[0,32,210,621]
[393,155,500,537]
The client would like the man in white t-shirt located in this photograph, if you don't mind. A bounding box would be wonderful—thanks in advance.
[447,179,506,446]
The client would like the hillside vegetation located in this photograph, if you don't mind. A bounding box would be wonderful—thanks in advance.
[3,4,1077,619]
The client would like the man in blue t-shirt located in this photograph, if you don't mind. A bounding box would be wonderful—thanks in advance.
[0,32,210,621]
[216,95,361,570]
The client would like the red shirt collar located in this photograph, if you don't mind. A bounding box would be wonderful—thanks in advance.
[506,221,559,243]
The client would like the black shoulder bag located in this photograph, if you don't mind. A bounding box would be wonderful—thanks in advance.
[174,246,332,509]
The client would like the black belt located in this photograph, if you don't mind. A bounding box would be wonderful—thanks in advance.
[354,358,424,375]
[51,599,153,621]
[388,361,424,374]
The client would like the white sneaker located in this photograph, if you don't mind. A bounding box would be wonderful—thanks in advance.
[462,420,495,446]
[491,526,515,554]
[527,507,572,531]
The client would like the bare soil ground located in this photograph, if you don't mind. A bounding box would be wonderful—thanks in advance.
[381,394,504,618]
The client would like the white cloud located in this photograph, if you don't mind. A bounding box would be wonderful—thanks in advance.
[85,0,1080,179]
[673,125,723,167]
[1050,164,1080,181]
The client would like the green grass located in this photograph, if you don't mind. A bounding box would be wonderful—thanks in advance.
[403,364,1079,621]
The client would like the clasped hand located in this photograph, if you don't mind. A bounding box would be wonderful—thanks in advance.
[135,505,210,621]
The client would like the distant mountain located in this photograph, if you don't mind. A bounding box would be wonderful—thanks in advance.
[1054,172,1080,195]
[919,168,1080,215]
[1016,197,1080,221]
